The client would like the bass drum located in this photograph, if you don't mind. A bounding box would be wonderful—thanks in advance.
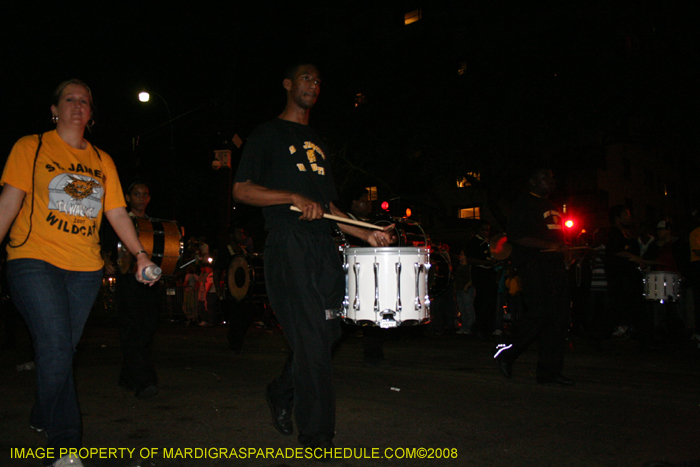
[117,218,183,276]
[429,250,452,299]
[372,218,428,247]
[227,254,266,302]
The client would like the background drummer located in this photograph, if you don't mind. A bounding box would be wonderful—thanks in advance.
[103,181,161,399]
[465,222,499,339]
[212,229,257,352]
[641,220,690,343]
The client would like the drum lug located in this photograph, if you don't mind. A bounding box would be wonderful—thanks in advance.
[414,263,422,311]
[353,262,361,311]
[423,262,432,311]
[373,261,380,312]
[395,262,402,313]
[342,262,350,311]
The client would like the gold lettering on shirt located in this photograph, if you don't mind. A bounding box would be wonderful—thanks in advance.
[303,141,326,160]
[544,210,562,230]
[302,141,327,175]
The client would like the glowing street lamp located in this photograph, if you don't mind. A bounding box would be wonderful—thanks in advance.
[137,90,174,149]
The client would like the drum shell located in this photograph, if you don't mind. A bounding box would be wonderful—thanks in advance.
[227,254,266,302]
[117,218,182,276]
[643,271,682,302]
[343,247,431,327]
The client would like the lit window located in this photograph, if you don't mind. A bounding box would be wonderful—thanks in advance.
[459,207,481,219]
[405,9,422,25]
[354,93,366,107]
[366,186,378,201]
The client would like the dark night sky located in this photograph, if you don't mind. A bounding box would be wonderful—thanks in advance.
[1,2,698,241]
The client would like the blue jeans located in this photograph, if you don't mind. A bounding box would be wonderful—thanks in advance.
[7,259,103,464]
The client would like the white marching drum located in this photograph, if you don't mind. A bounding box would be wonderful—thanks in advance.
[342,247,431,328]
[643,271,682,302]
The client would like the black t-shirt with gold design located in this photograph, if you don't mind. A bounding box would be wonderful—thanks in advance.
[507,192,565,266]
[234,118,338,233]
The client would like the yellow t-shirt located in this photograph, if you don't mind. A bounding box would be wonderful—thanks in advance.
[1,130,126,271]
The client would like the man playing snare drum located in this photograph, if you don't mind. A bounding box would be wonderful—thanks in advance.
[233,62,393,454]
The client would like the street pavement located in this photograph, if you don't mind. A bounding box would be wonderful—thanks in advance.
[1,315,699,467]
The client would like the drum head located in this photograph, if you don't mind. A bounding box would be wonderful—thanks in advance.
[227,255,251,302]
[489,233,511,261]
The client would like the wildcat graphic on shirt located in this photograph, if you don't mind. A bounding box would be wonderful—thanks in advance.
[48,173,103,220]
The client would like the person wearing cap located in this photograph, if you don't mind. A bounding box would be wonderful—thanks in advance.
[645,221,686,272]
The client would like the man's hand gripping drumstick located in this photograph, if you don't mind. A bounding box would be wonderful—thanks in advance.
[289,204,396,247]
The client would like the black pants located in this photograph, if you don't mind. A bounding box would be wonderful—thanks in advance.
[225,299,256,352]
[505,257,570,380]
[472,268,498,334]
[264,227,343,446]
[116,274,159,391]
[606,267,643,329]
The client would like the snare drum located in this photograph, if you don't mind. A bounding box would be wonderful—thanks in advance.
[342,247,431,328]
[227,254,266,302]
[117,218,182,276]
[643,271,682,302]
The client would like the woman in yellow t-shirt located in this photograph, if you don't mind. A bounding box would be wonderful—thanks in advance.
[0,79,159,467]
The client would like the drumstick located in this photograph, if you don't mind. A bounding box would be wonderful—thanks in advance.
[179,258,197,269]
[289,206,385,230]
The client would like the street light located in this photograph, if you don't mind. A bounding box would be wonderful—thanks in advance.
[137,90,174,149]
